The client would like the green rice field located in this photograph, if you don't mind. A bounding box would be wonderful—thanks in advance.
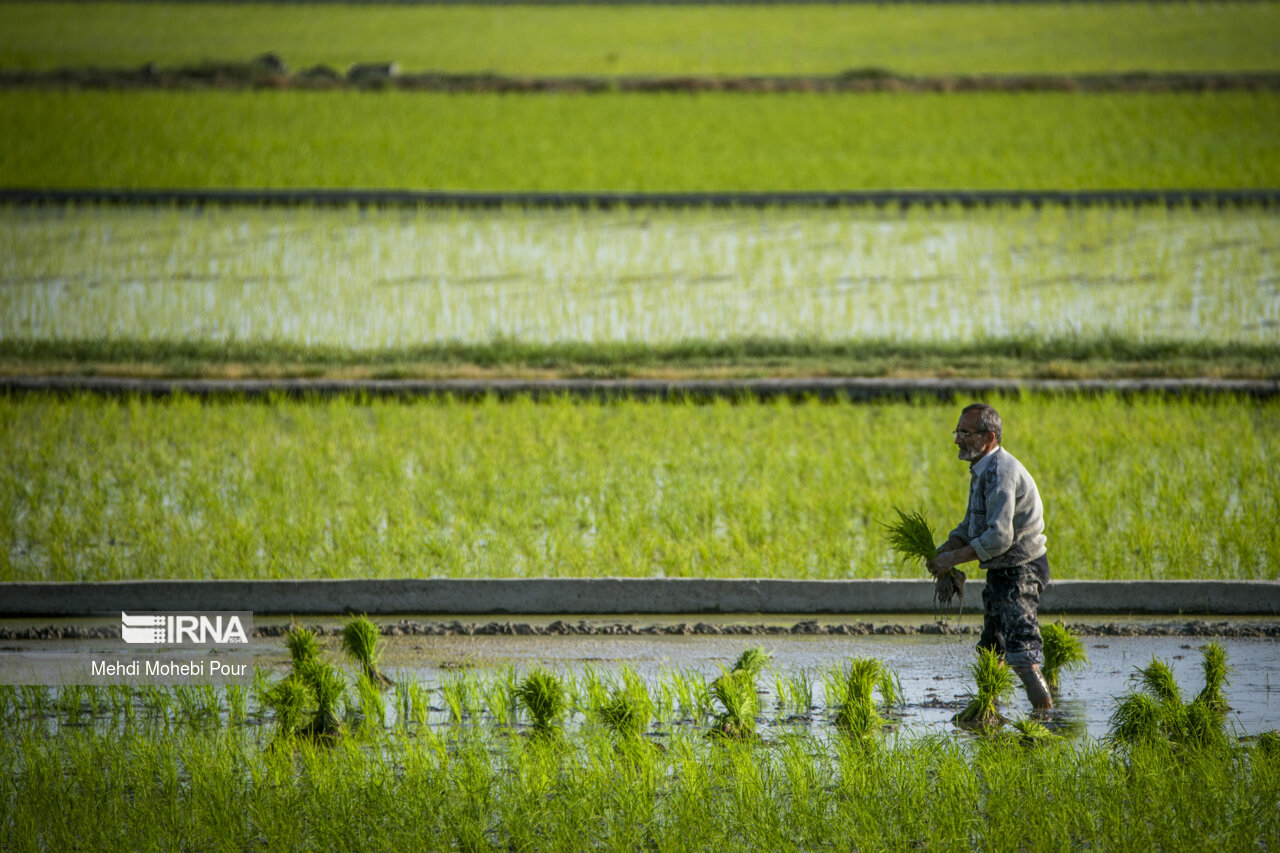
[2,2,1276,75]
[3,205,1275,352]
[3,91,1276,191]
[2,394,1276,583]
[1,681,1277,851]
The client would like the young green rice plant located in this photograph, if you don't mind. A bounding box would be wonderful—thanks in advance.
[1108,653,1232,749]
[57,685,86,727]
[353,675,385,733]
[831,658,888,739]
[0,685,16,722]
[1195,641,1231,713]
[83,685,105,720]
[515,668,568,739]
[730,647,771,677]
[1107,692,1166,746]
[172,684,219,728]
[877,668,904,708]
[265,676,313,741]
[481,667,518,727]
[285,624,321,669]
[1007,716,1058,747]
[225,684,248,726]
[250,666,274,721]
[1257,730,1280,759]
[783,669,814,715]
[105,685,131,724]
[1040,621,1088,692]
[883,507,964,615]
[591,667,655,741]
[395,678,433,728]
[297,658,345,743]
[708,666,759,741]
[955,647,1018,727]
[569,665,612,717]
[593,686,654,741]
[20,686,51,721]
[1139,657,1182,705]
[440,672,480,723]
[341,615,393,689]
[667,667,713,721]
[137,685,172,723]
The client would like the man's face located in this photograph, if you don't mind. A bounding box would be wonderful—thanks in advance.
[953,412,991,462]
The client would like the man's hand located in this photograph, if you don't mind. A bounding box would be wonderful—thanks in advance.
[926,553,954,578]
[928,544,978,577]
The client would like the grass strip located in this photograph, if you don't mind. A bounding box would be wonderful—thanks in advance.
[3,91,1277,191]
[1,2,1276,75]
[3,337,1277,380]
[2,726,1277,851]
[1,393,1276,583]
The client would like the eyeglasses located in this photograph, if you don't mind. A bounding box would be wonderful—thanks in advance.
[952,429,987,439]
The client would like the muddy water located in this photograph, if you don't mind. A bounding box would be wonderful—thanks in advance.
[338,632,1280,739]
[6,617,1277,739]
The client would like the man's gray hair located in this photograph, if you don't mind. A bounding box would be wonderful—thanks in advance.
[962,403,1002,444]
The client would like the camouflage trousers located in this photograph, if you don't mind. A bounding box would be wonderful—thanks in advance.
[978,555,1050,669]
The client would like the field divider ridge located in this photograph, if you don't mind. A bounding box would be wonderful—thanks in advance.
[2,579,1277,617]
[4,376,1278,400]
[3,188,1278,209]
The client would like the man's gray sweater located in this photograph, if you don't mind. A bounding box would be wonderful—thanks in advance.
[946,446,1047,570]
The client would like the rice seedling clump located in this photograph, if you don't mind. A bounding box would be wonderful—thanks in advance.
[1108,647,1233,749]
[1040,621,1089,692]
[515,669,568,738]
[955,647,1018,727]
[341,615,392,688]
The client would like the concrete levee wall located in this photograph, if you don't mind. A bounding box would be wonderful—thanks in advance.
[2,579,1277,616]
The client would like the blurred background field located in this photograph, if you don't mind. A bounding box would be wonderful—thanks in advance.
[4,91,1277,191]
[3,205,1276,353]
[2,394,1276,582]
[2,1,1276,75]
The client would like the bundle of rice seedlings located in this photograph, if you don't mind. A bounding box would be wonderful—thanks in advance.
[1008,716,1057,746]
[709,667,759,740]
[354,674,386,729]
[1108,653,1231,748]
[284,624,321,668]
[1040,621,1088,692]
[833,658,886,739]
[1107,692,1164,746]
[297,658,345,743]
[1138,658,1182,704]
[341,616,393,688]
[730,646,771,677]
[515,668,568,738]
[877,668,904,707]
[955,647,1017,726]
[593,687,653,741]
[265,676,313,741]
[882,507,964,615]
[1180,698,1226,749]
[1195,641,1231,713]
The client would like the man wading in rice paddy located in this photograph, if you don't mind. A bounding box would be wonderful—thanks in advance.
[926,403,1054,710]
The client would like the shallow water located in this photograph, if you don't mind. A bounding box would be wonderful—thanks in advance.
[6,625,1276,739]
[349,632,1280,739]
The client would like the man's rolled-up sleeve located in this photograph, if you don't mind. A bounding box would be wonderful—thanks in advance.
[970,478,1016,562]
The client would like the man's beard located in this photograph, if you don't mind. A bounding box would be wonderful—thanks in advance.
[957,444,982,461]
